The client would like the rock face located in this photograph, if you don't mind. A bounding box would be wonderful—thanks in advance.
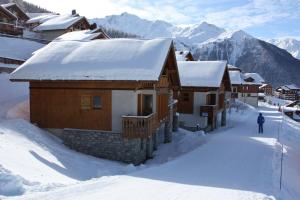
[193,31,300,87]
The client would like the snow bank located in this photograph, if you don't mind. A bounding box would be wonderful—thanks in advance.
[0,167,25,197]
[177,61,227,87]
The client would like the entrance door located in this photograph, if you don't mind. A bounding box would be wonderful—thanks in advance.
[138,94,153,116]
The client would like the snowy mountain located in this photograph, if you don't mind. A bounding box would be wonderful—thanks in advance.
[91,13,225,45]
[92,13,300,87]
[194,30,300,87]
[268,38,300,60]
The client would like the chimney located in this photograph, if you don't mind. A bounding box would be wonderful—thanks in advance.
[72,9,76,15]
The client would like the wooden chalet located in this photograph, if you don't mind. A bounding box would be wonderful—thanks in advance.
[29,10,90,41]
[1,3,29,26]
[275,84,300,101]
[10,38,180,164]
[241,73,265,107]
[0,5,22,35]
[259,84,273,96]
[176,61,231,131]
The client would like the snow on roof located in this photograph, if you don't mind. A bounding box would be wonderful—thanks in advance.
[243,73,265,85]
[0,36,45,61]
[229,70,243,85]
[54,29,105,42]
[33,14,85,31]
[1,3,15,8]
[10,38,173,81]
[26,13,58,24]
[177,61,227,87]
[286,84,300,90]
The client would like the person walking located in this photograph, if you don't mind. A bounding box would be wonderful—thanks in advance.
[257,113,265,134]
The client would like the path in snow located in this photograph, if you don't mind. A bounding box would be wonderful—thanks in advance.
[15,104,284,200]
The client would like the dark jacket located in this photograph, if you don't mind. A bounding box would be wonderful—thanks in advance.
[257,114,265,125]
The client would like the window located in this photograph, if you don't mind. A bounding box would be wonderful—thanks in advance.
[93,96,102,109]
[182,93,190,101]
[81,95,91,110]
[206,94,216,105]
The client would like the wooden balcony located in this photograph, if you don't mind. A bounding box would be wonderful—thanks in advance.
[122,113,158,139]
[0,22,23,35]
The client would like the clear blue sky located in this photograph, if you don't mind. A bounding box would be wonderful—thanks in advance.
[26,0,300,39]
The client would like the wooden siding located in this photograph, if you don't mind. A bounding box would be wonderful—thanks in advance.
[156,93,169,121]
[177,90,194,114]
[30,84,112,131]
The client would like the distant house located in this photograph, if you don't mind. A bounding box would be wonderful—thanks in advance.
[176,61,231,131]
[240,73,265,107]
[275,84,300,101]
[10,38,181,164]
[1,3,29,26]
[54,28,110,41]
[27,10,90,41]
[229,70,243,99]
[0,5,23,35]
[228,66,265,107]
[175,51,194,61]
[259,84,273,96]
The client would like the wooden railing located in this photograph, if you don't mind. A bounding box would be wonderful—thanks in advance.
[200,105,218,118]
[0,22,23,35]
[122,113,158,139]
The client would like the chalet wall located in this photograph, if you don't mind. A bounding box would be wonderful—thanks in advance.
[30,86,112,131]
[112,90,137,132]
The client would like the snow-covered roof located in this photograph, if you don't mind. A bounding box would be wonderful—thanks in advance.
[285,84,300,90]
[26,13,58,24]
[229,70,243,85]
[33,15,86,31]
[10,38,173,81]
[54,29,108,42]
[1,3,15,8]
[177,61,227,87]
[0,36,45,61]
[243,73,265,85]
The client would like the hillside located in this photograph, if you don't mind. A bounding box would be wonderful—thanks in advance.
[92,13,300,87]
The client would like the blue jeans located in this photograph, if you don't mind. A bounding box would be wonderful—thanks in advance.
[258,124,263,134]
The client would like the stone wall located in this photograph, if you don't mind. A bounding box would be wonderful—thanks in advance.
[49,129,147,165]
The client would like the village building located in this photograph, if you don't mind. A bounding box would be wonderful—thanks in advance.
[275,84,300,101]
[175,51,194,61]
[1,3,29,27]
[259,84,273,96]
[240,73,265,107]
[27,10,90,41]
[176,61,231,131]
[10,38,181,165]
[229,70,243,99]
[0,4,23,35]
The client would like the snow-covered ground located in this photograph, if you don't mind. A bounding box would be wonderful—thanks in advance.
[1,73,300,199]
